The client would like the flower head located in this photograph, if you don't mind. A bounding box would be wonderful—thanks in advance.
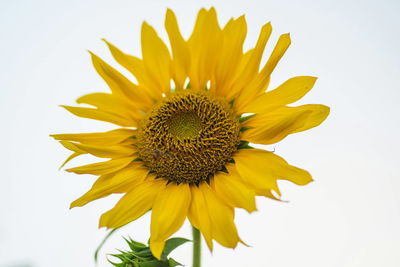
[52,8,329,259]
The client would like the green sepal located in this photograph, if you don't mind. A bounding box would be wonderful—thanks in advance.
[161,238,190,260]
[108,236,189,267]
[240,126,251,132]
[168,258,183,267]
[239,113,255,123]
[238,141,254,149]
[124,237,147,252]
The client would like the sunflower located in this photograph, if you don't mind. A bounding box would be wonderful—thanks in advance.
[52,8,329,259]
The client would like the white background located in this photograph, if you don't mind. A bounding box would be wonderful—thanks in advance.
[1,0,399,266]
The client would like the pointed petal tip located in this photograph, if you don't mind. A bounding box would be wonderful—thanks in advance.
[264,21,272,28]
[150,239,164,260]
[282,32,291,42]
[246,206,258,214]
[142,20,151,29]
[98,215,109,229]
[239,238,250,247]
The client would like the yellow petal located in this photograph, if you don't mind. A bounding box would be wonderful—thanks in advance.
[61,105,136,127]
[291,104,330,133]
[59,152,82,169]
[188,8,222,90]
[242,104,330,145]
[150,183,191,259]
[57,141,87,168]
[71,163,149,208]
[66,157,134,175]
[234,149,280,193]
[76,93,143,121]
[165,9,190,90]
[89,52,152,110]
[212,16,247,96]
[225,48,254,99]
[51,128,136,145]
[99,178,165,228]
[102,39,160,102]
[261,33,291,78]
[59,140,86,153]
[234,149,313,192]
[70,142,136,158]
[213,168,257,213]
[230,22,272,97]
[141,22,171,94]
[241,108,312,145]
[236,33,291,112]
[201,184,240,248]
[188,185,213,250]
[243,76,318,113]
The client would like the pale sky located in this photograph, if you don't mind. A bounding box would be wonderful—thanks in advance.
[0,0,399,266]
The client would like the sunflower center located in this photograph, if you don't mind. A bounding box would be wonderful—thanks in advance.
[168,112,202,138]
[136,91,240,184]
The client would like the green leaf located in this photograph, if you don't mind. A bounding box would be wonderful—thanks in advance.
[161,237,190,260]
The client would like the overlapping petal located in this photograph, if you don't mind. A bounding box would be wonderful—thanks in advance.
[76,93,143,121]
[229,22,272,100]
[211,16,247,96]
[103,39,161,101]
[150,183,191,259]
[165,9,190,90]
[241,104,330,145]
[61,105,136,127]
[242,76,318,113]
[234,148,313,196]
[188,186,213,250]
[99,178,165,229]
[90,52,153,110]
[66,142,135,158]
[141,22,172,95]
[66,157,134,175]
[70,163,149,208]
[51,128,136,145]
[200,183,240,248]
[188,8,222,90]
[236,33,291,111]
[213,167,256,212]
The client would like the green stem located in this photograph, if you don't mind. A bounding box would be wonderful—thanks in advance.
[192,226,201,267]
